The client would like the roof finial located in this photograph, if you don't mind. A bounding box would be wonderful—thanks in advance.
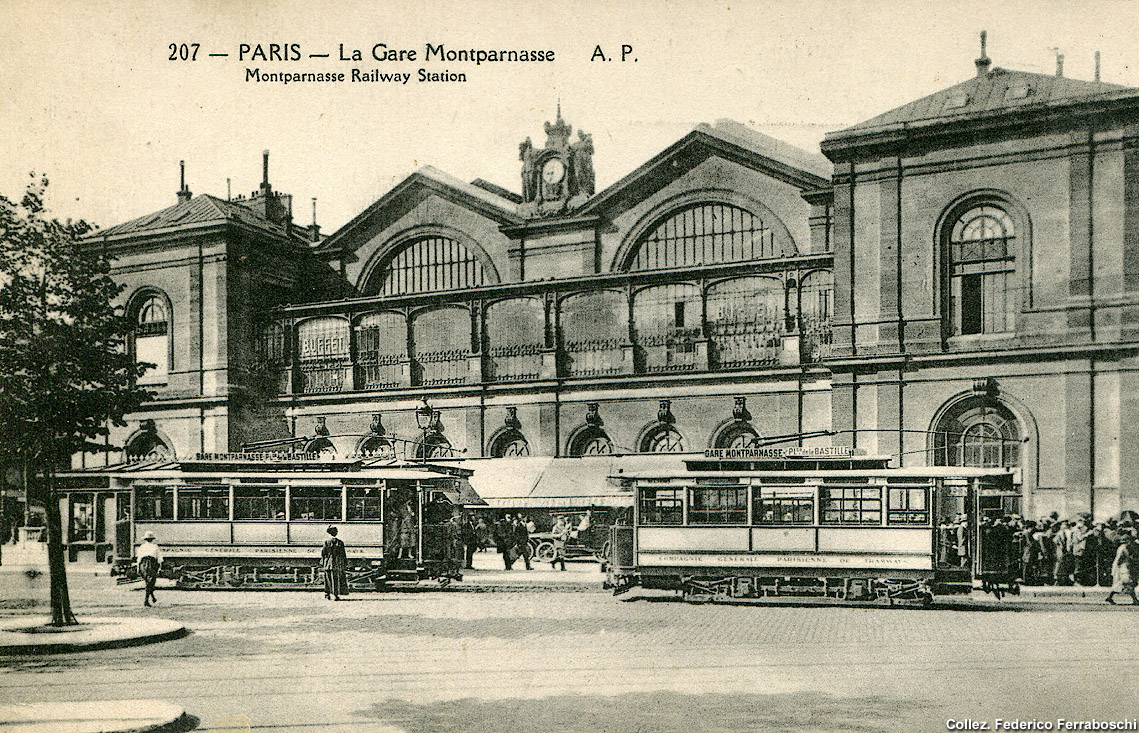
[975,30,992,76]
[1095,50,1101,82]
[1056,53,1064,77]
[311,197,317,226]
[557,98,562,123]
[261,149,271,191]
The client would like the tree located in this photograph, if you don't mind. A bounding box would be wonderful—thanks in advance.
[0,174,150,626]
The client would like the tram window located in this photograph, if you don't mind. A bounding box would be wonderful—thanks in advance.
[820,487,882,525]
[234,486,286,520]
[887,487,929,525]
[688,487,747,524]
[290,487,342,521]
[135,486,174,520]
[753,493,813,524]
[176,487,229,520]
[347,487,383,521]
[639,488,683,525]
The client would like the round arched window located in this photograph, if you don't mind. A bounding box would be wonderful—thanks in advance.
[358,436,395,459]
[715,424,758,450]
[416,434,453,459]
[570,427,613,457]
[125,432,171,462]
[933,397,1021,469]
[947,204,1018,335]
[642,427,685,453]
[490,430,531,458]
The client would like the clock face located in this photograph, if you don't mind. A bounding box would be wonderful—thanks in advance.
[542,157,566,184]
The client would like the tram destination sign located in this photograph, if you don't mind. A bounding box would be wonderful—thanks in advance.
[702,447,865,459]
[193,451,323,462]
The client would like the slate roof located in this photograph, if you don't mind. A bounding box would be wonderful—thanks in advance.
[833,67,1137,137]
[697,119,832,181]
[86,194,305,243]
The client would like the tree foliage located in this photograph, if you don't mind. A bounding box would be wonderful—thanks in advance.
[0,173,151,625]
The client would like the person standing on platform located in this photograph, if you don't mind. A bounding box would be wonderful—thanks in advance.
[1106,531,1139,605]
[322,526,349,601]
[513,514,532,570]
[137,531,162,607]
[496,513,514,570]
[462,514,478,570]
[551,515,570,571]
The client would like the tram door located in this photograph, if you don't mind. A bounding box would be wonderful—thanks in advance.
[384,483,420,563]
[933,479,972,570]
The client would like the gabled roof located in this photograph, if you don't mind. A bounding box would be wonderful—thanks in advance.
[831,67,1137,138]
[580,119,832,217]
[316,165,523,253]
[85,194,306,244]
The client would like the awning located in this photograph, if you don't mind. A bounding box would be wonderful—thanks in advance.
[461,454,691,508]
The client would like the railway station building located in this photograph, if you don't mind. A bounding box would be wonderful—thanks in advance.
[62,46,1139,559]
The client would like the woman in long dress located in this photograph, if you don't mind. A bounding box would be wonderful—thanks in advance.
[1106,531,1139,605]
[321,526,349,600]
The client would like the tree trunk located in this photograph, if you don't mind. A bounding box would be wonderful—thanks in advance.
[43,465,78,626]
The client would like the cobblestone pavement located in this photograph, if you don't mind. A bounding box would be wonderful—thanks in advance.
[1,566,1138,732]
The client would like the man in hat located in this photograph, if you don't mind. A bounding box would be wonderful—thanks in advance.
[321,526,349,600]
[137,531,162,607]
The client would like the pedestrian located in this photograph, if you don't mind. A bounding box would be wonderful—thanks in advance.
[551,515,570,571]
[1053,521,1074,585]
[513,514,532,570]
[137,531,161,607]
[1106,531,1139,605]
[1099,520,1121,587]
[495,513,514,570]
[462,514,478,569]
[322,526,349,600]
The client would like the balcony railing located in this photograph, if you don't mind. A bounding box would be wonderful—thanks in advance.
[415,349,470,386]
[564,338,624,377]
[800,314,833,363]
[298,358,348,394]
[487,343,543,382]
[356,351,405,390]
[636,327,701,373]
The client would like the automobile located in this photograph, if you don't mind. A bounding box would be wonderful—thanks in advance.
[528,509,614,563]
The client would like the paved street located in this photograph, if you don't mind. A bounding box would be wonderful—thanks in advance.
[2,557,1138,732]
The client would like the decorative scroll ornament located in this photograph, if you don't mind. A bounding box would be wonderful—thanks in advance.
[971,377,999,396]
[657,399,675,425]
[505,406,522,430]
[314,416,330,437]
[370,413,386,436]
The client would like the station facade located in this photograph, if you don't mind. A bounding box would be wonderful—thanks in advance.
[68,48,1139,558]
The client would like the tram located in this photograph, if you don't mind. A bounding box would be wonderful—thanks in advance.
[605,447,1018,605]
[57,450,481,590]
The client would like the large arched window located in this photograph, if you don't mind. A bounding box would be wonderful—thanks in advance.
[486,298,544,382]
[798,269,833,362]
[706,277,785,369]
[932,397,1021,469]
[368,236,489,296]
[626,202,794,271]
[296,317,350,394]
[560,291,625,377]
[947,204,1017,335]
[132,294,170,385]
[355,312,407,390]
[633,284,701,373]
[410,307,471,386]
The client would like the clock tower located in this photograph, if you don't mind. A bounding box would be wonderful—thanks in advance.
[519,103,595,217]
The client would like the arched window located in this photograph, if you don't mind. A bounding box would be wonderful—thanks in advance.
[561,291,625,377]
[569,427,613,456]
[798,270,833,362]
[715,423,758,450]
[706,277,785,368]
[416,433,453,459]
[369,236,489,296]
[410,307,471,386]
[355,312,407,390]
[296,318,350,393]
[132,294,169,385]
[627,202,794,271]
[486,298,544,382]
[947,204,1017,335]
[490,429,531,458]
[358,435,395,459]
[633,284,701,373]
[125,432,172,462]
[932,397,1021,469]
[641,426,685,453]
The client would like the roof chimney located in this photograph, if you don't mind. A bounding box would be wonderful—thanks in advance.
[975,30,992,76]
[260,149,271,192]
[310,197,321,242]
[176,160,192,204]
[1095,51,1101,82]
[1056,53,1064,77]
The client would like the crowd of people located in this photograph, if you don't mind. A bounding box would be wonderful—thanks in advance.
[973,512,1139,603]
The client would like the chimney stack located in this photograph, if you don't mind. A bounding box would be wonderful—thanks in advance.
[1056,53,1064,77]
[1095,51,1101,82]
[261,149,271,192]
[176,160,192,204]
[310,197,321,242]
[974,30,991,76]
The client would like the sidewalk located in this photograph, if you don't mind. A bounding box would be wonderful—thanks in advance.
[0,616,188,655]
[457,550,606,592]
[0,699,189,733]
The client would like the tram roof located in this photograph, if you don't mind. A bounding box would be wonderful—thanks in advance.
[614,465,1015,480]
[57,458,469,482]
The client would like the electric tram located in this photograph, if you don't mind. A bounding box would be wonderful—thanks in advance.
[605,447,1018,605]
[57,447,482,590]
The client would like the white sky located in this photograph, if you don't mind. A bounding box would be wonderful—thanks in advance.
[1,0,1137,232]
